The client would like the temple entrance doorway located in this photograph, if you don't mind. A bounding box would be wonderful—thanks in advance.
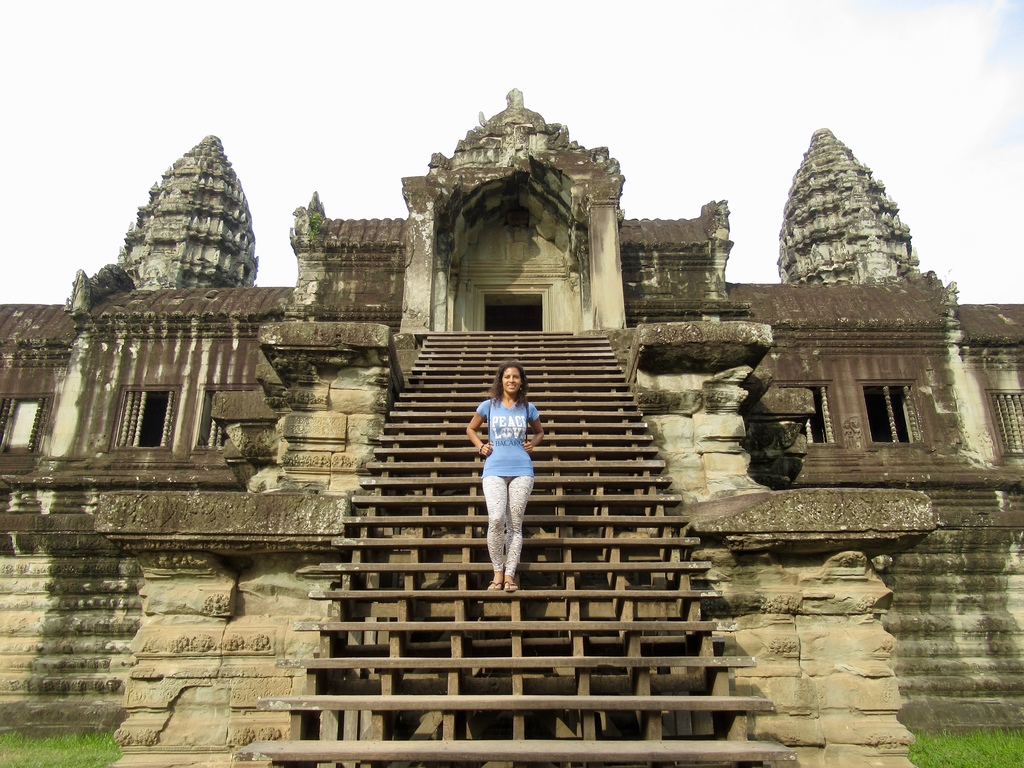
[484,294,543,331]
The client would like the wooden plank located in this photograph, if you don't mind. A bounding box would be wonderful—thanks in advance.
[310,561,709,574]
[339,514,686,527]
[359,475,670,488]
[258,694,776,713]
[326,537,700,549]
[294,620,735,633]
[350,493,682,507]
[308,588,716,601]
[278,655,758,671]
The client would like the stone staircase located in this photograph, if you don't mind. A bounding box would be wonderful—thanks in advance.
[237,332,794,767]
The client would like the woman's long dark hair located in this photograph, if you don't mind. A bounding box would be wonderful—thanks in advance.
[488,360,529,408]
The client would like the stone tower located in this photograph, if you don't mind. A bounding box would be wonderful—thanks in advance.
[119,136,257,290]
[779,128,918,285]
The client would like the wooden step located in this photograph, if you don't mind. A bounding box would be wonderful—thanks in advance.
[360,475,671,493]
[295,619,732,634]
[371,446,663,460]
[327,536,701,551]
[385,421,651,435]
[236,737,796,764]
[259,694,774,714]
[281,654,755,671]
[365,459,668,474]
[338,514,687,528]
[310,561,710,575]
[308,588,716,602]
[350,493,681,509]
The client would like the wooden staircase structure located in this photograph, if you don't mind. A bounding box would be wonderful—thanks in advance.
[237,332,795,767]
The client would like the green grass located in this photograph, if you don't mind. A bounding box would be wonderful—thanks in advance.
[909,730,1024,768]
[0,732,121,768]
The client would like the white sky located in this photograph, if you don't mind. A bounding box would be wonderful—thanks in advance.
[2,0,1022,306]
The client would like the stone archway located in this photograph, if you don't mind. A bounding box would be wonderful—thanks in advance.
[448,173,581,333]
[399,90,625,334]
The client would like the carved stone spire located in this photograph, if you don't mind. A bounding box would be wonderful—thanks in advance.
[779,129,917,285]
[119,136,257,290]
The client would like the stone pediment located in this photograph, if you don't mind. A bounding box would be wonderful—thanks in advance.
[430,89,620,182]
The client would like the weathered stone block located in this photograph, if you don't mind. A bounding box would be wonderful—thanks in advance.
[631,321,773,374]
[693,412,747,445]
[347,414,386,445]
[690,489,935,555]
[329,387,387,414]
[281,412,347,442]
[817,713,914,749]
[645,414,695,450]
[751,712,825,747]
[815,674,903,714]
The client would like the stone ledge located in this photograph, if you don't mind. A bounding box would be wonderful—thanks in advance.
[690,488,935,555]
[632,321,773,374]
[95,492,350,553]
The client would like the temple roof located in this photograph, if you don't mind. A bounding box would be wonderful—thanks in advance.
[321,218,407,246]
[727,282,948,329]
[90,286,292,319]
[0,305,76,349]
[958,304,1024,345]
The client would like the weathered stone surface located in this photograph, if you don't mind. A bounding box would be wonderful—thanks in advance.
[779,128,918,287]
[691,488,935,554]
[259,321,392,356]
[95,492,349,551]
[632,321,773,374]
[701,540,916,767]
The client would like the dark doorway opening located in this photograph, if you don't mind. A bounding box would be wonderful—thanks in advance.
[485,295,543,331]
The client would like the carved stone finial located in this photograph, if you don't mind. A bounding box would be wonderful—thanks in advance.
[308,192,325,218]
[507,88,524,109]
[68,270,92,317]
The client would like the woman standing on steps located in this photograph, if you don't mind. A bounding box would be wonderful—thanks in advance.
[465,360,544,593]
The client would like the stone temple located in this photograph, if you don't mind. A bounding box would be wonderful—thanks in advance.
[0,91,1021,768]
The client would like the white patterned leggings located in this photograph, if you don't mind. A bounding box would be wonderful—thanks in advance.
[481,475,534,578]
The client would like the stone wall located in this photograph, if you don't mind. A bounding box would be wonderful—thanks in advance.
[690,489,935,768]
[95,492,348,767]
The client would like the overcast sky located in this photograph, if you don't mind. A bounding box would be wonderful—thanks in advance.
[2,1,1021,307]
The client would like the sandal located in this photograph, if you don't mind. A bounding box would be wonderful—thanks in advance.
[486,581,503,590]
[503,580,518,593]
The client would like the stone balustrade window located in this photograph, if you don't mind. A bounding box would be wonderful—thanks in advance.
[806,386,835,444]
[863,385,918,443]
[992,392,1024,455]
[0,396,50,452]
[116,390,175,448]
[196,390,227,449]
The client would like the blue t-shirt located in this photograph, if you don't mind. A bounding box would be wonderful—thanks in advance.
[477,399,540,478]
